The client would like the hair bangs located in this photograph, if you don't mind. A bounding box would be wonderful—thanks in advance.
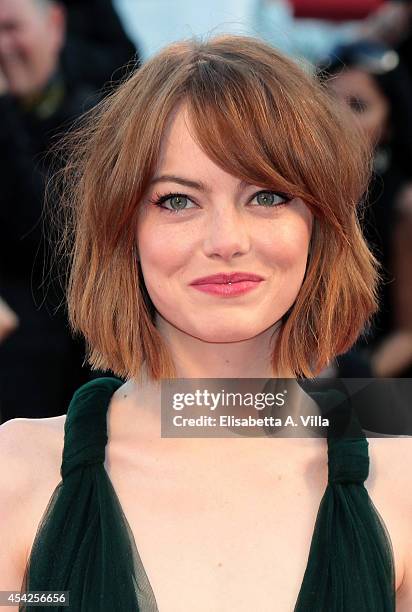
[185,58,316,209]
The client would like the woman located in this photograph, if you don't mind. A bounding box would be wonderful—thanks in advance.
[0,35,411,611]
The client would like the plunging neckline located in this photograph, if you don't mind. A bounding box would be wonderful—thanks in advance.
[93,379,369,610]
[20,377,396,612]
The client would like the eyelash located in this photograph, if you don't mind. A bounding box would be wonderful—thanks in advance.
[148,190,292,214]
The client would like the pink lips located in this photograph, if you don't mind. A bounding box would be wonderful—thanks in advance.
[190,272,264,297]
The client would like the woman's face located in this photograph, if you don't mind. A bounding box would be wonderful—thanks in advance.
[327,67,390,147]
[136,105,313,344]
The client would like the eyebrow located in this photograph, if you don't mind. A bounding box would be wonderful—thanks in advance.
[149,174,251,194]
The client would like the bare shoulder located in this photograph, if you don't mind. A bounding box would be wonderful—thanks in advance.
[365,436,412,608]
[0,413,66,478]
[366,435,412,500]
[0,415,66,483]
[0,415,67,591]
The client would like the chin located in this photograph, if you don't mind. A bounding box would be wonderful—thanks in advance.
[185,324,265,344]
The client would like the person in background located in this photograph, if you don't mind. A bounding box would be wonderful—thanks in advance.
[0,0,134,422]
[318,41,412,377]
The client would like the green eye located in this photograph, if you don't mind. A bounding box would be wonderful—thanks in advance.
[257,192,275,206]
[169,195,188,210]
[255,191,286,207]
[150,192,197,214]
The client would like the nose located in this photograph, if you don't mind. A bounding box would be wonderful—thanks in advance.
[202,204,251,261]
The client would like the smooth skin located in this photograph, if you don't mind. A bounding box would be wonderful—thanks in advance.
[1,105,412,611]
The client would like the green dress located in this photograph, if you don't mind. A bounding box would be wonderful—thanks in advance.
[20,377,396,611]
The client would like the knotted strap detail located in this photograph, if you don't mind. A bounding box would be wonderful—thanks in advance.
[327,437,369,484]
[307,387,370,484]
[61,377,123,480]
[21,376,159,611]
[295,386,395,611]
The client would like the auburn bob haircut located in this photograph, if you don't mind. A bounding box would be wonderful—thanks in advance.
[56,34,379,381]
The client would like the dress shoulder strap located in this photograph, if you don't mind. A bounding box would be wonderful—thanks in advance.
[294,387,396,611]
[22,376,159,611]
[307,387,370,485]
[61,377,123,480]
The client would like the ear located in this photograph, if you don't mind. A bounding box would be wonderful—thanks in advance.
[48,3,67,55]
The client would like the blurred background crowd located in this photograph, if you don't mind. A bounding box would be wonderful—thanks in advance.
[1,0,412,422]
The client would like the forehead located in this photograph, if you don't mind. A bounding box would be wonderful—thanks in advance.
[0,0,40,22]
[328,69,380,98]
[156,106,214,172]
[160,107,198,151]
[153,105,278,198]
[154,104,252,192]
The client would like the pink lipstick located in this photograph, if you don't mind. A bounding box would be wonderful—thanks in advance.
[190,272,264,297]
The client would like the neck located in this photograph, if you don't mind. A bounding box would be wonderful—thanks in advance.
[127,365,321,449]
[127,317,319,446]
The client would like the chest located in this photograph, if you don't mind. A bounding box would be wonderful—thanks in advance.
[104,447,329,612]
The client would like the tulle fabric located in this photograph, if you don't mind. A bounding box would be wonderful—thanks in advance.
[19,378,395,611]
[294,392,396,610]
[20,378,158,612]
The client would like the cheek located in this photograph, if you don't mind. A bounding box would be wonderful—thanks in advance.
[371,106,389,139]
[268,225,311,271]
[137,207,312,277]
[266,206,312,268]
[19,25,46,61]
[137,219,193,282]
[13,34,35,68]
[137,223,194,321]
